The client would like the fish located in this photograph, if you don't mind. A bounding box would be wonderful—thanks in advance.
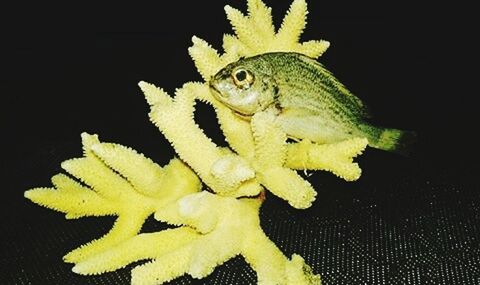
[209,52,415,154]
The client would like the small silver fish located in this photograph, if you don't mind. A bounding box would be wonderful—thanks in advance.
[209,52,414,154]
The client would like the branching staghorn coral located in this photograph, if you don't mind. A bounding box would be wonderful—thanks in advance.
[25,0,371,284]
[137,191,321,284]
[25,134,320,284]
[25,133,201,267]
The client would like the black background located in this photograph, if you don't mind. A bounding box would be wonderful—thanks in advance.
[2,1,479,284]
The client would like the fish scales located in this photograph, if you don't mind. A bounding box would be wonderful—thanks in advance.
[263,53,361,135]
[265,53,363,120]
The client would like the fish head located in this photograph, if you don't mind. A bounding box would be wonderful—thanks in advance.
[209,56,277,116]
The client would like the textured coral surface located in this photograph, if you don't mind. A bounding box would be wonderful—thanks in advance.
[25,0,368,284]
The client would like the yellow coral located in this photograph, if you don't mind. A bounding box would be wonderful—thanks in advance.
[25,0,371,284]
[25,133,201,265]
[146,192,320,285]
[286,137,368,181]
[139,81,261,198]
[25,134,320,284]
[140,0,366,207]
[250,109,317,208]
[72,228,200,276]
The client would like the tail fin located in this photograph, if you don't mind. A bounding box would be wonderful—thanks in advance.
[366,126,417,155]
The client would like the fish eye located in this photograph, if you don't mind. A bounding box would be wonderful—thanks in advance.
[235,70,247,81]
[232,68,254,88]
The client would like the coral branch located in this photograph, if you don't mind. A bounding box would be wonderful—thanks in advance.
[286,138,368,181]
[140,81,262,198]
[247,0,275,41]
[299,40,330,58]
[72,228,199,275]
[261,167,316,209]
[25,174,115,218]
[131,246,193,285]
[242,230,288,284]
[251,110,317,209]
[188,37,223,81]
[64,213,150,263]
[90,143,165,198]
[152,192,319,284]
[276,0,308,47]
[225,5,261,50]
[221,34,247,62]
[25,133,201,265]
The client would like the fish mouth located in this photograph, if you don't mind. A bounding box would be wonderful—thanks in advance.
[208,81,249,116]
[208,79,253,117]
[209,81,226,99]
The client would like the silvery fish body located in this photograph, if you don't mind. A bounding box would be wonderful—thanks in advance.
[209,52,414,153]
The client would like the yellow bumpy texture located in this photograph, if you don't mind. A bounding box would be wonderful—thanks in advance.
[25,133,201,269]
[149,192,320,284]
[25,0,372,284]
